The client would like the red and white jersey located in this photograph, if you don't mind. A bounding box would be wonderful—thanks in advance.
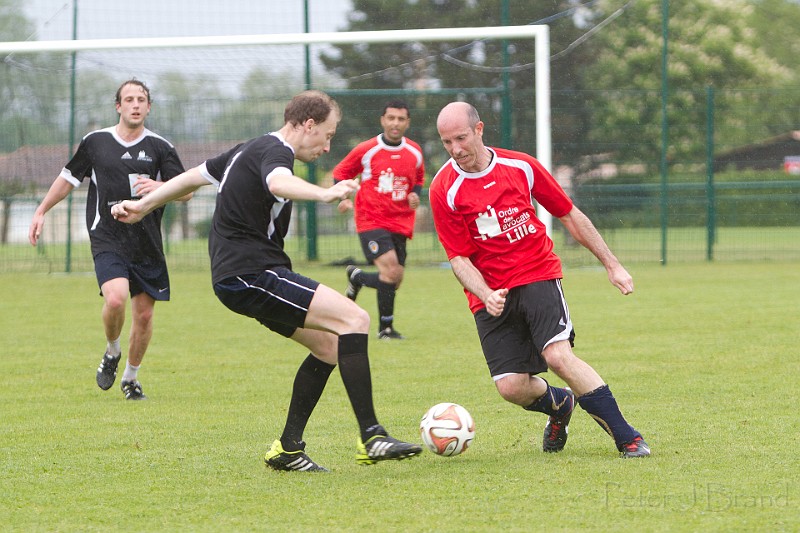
[429,147,573,313]
[333,135,425,238]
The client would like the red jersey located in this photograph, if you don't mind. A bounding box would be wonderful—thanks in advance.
[333,135,425,238]
[429,147,574,313]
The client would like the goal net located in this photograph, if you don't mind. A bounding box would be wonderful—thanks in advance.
[0,18,551,272]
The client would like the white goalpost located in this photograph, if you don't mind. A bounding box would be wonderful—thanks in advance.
[0,24,554,233]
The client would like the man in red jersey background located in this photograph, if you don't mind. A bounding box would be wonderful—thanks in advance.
[334,100,425,340]
[429,101,650,458]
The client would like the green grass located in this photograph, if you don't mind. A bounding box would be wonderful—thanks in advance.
[1,263,799,531]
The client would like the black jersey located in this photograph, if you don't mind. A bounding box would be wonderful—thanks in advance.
[61,127,185,262]
[201,133,296,284]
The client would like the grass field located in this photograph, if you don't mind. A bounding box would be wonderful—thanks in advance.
[1,262,798,531]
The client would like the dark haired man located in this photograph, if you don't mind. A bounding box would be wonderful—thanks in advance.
[334,100,425,340]
[30,78,190,400]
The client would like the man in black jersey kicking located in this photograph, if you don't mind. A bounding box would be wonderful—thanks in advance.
[29,79,191,401]
[111,90,422,472]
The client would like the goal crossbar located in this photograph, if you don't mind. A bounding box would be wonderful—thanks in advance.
[0,24,553,232]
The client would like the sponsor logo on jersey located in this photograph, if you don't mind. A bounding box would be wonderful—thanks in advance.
[121,152,132,160]
[473,204,537,244]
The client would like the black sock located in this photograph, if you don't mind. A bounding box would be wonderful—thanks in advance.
[377,280,397,330]
[355,271,381,289]
[577,384,641,450]
[524,380,573,418]
[337,333,380,441]
[280,354,336,452]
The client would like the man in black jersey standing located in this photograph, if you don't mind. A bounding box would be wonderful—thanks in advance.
[29,79,190,401]
[111,90,422,472]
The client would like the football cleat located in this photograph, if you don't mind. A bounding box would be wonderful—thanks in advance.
[96,352,121,390]
[542,389,575,453]
[120,380,147,400]
[264,440,329,472]
[345,265,363,301]
[620,436,651,458]
[356,429,422,465]
[377,327,405,340]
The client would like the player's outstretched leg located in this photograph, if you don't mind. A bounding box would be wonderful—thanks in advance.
[264,440,329,472]
[356,426,422,465]
[577,384,650,458]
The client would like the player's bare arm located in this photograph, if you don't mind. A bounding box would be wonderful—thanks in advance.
[450,256,508,316]
[132,176,194,202]
[112,167,209,224]
[558,205,634,295]
[268,174,359,203]
[29,177,74,246]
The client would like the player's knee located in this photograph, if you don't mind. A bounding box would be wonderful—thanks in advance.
[495,375,527,405]
[133,306,154,326]
[542,344,578,378]
[379,262,404,285]
[103,293,127,312]
[341,303,370,333]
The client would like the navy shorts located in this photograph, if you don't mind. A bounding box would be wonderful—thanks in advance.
[474,279,575,379]
[94,251,170,301]
[358,229,407,266]
[213,267,320,338]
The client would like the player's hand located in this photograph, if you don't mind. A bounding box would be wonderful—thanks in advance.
[337,198,354,213]
[408,192,420,210]
[484,288,509,317]
[132,177,161,197]
[323,179,359,204]
[608,264,634,295]
[28,214,45,246]
[111,200,146,224]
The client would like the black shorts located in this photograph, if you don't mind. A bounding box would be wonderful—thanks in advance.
[213,267,320,338]
[358,229,407,266]
[474,279,575,379]
[94,251,170,301]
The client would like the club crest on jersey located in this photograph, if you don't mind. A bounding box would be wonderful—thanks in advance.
[137,150,153,162]
[368,240,380,254]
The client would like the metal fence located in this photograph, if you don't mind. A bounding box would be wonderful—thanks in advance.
[2,87,799,273]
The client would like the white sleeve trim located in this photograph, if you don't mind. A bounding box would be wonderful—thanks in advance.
[59,169,81,188]
[265,166,292,203]
[198,162,220,188]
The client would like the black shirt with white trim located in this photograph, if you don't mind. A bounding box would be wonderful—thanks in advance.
[61,127,185,263]
[199,132,296,284]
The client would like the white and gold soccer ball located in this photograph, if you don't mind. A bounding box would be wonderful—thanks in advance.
[419,402,475,457]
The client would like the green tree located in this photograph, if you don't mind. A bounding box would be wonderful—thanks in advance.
[149,71,224,142]
[319,0,597,168]
[208,67,302,142]
[584,0,793,168]
[0,0,74,150]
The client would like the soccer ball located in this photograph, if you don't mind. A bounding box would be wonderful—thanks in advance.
[419,402,475,456]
